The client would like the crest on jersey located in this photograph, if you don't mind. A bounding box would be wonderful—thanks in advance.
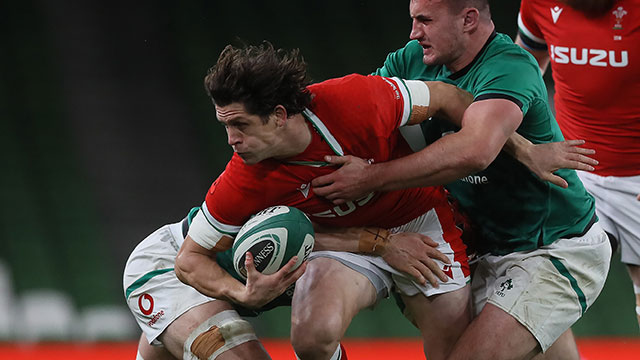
[612,6,627,29]
[550,6,563,24]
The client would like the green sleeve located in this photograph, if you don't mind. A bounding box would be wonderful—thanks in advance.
[372,40,423,77]
[473,50,545,116]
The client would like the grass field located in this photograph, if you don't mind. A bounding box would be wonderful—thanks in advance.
[1,338,639,359]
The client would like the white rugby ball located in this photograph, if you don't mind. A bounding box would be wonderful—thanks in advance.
[232,206,315,280]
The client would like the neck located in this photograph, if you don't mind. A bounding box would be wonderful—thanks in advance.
[447,20,495,73]
[275,113,312,159]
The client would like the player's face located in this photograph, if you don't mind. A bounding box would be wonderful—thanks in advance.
[215,103,280,165]
[409,0,465,68]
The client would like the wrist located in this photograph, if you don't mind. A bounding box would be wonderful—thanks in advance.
[358,227,391,256]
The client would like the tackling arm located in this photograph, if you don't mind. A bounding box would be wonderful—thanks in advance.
[313,224,451,287]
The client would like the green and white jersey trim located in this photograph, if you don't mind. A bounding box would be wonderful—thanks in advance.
[302,109,345,156]
[188,201,241,250]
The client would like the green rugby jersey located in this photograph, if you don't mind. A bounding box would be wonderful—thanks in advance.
[375,32,596,255]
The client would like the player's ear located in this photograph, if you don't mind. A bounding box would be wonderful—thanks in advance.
[273,105,288,127]
[462,8,480,32]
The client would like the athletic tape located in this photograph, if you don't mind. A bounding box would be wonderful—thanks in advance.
[633,284,640,295]
[183,310,257,360]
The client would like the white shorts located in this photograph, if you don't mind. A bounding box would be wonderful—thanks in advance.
[123,221,216,345]
[578,171,640,265]
[471,221,611,351]
[311,208,470,303]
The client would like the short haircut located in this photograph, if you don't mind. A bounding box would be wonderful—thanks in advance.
[446,0,490,15]
[204,42,312,120]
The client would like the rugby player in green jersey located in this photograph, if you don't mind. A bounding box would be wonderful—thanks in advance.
[312,1,611,359]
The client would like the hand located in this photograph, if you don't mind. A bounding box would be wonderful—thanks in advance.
[312,155,376,204]
[525,139,598,188]
[381,232,451,287]
[241,252,307,309]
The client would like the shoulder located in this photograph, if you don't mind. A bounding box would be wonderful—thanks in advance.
[480,34,542,81]
[205,155,276,225]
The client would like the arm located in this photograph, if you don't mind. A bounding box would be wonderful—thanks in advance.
[313,225,450,287]
[515,34,550,75]
[504,136,598,188]
[428,82,598,188]
[175,236,305,309]
[313,98,523,203]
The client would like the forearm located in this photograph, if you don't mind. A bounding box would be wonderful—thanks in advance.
[175,248,246,304]
[369,130,491,191]
[314,225,389,255]
[503,132,533,164]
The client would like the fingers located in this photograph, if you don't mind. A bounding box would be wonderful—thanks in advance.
[420,259,446,287]
[574,153,598,166]
[244,252,258,278]
[564,139,585,146]
[425,246,451,265]
[544,174,569,189]
[284,260,307,284]
[324,155,351,165]
[278,256,299,275]
[564,139,596,155]
[311,174,334,190]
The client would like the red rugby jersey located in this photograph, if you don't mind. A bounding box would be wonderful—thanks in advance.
[518,0,640,176]
[204,74,455,233]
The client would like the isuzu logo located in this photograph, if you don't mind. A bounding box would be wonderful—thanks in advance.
[550,45,628,68]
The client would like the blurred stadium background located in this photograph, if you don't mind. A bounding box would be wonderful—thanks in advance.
[1,0,637,358]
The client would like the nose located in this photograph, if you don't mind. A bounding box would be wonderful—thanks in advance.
[410,20,423,40]
[226,128,241,146]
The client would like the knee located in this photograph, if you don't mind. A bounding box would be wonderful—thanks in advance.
[291,313,342,359]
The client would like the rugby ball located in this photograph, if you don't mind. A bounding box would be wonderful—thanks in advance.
[232,206,315,280]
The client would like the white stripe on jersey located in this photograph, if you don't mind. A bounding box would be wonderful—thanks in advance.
[385,77,412,127]
[518,13,546,45]
[302,109,345,156]
[187,201,242,250]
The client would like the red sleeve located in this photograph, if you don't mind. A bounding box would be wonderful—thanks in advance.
[204,155,267,227]
[519,0,545,41]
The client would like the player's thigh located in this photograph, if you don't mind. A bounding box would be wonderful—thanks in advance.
[159,300,269,360]
[138,333,178,360]
[449,302,540,360]
[402,284,471,359]
[291,256,378,335]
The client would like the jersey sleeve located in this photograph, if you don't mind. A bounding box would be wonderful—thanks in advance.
[472,51,545,117]
[186,158,250,249]
[518,0,548,51]
[373,41,424,78]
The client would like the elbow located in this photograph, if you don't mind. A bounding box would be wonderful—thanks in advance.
[174,252,192,286]
[462,150,494,173]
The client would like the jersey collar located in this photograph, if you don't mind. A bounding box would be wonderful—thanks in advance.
[448,29,498,80]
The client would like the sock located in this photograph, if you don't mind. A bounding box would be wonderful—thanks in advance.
[295,343,347,360]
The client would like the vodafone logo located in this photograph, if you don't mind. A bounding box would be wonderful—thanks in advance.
[138,293,154,316]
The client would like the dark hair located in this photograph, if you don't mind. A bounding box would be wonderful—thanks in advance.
[204,42,312,120]
[447,0,490,15]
